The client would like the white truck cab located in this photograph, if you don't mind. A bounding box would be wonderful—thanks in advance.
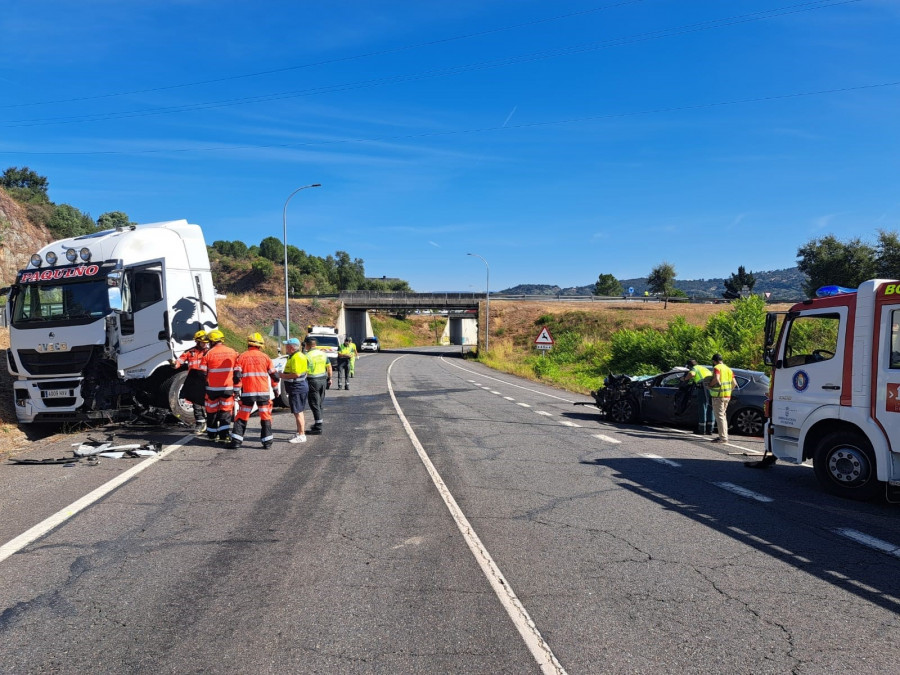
[5,220,217,424]
[763,280,900,500]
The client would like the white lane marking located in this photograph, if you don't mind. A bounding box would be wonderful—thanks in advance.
[592,434,621,444]
[468,380,477,383]
[441,356,575,403]
[535,411,552,417]
[490,390,502,395]
[714,482,774,503]
[517,403,531,408]
[503,396,515,401]
[834,528,900,558]
[559,421,581,428]
[0,436,192,565]
[387,356,566,674]
[642,453,681,467]
[647,425,691,435]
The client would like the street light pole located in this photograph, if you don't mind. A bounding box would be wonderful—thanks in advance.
[467,253,490,352]
[282,183,321,341]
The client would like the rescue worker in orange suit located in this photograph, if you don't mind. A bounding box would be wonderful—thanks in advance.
[228,332,279,449]
[201,329,238,442]
[170,330,210,433]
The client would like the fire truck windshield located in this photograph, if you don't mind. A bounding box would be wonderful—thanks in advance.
[11,279,110,325]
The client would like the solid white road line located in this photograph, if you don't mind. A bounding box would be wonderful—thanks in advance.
[714,482,774,503]
[642,453,681,468]
[387,356,567,675]
[592,434,621,444]
[834,528,900,558]
[0,436,192,565]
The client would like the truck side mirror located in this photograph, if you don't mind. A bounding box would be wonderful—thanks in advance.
[107,271,123,312]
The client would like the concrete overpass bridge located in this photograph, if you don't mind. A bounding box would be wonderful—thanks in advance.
[337,292,484,349]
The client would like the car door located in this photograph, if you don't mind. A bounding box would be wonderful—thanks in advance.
[641,372,687,422]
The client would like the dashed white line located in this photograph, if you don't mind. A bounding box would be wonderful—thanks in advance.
[503,396,515,401]
[592,434,621,444]
[642,453,681,467]
[559,421,582,428]
[714,482,773,503]
[834,528,900,558]
[441,356,576,403]
[517,402,531,408]
[535,411,552,417]
[490,390,502,395]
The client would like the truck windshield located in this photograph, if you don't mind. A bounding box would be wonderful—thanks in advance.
[11,279,110,325]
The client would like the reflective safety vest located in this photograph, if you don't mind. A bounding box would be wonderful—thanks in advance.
[234,347,277,398]
[306,348,329,378]
[175,345,206,371]
[690,365,712,384]
[202,343,238,396]
[709,363,735,398]
[284,351,309,380]
[337,344,353,360]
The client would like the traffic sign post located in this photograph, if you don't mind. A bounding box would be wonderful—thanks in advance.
[534,327,554,355]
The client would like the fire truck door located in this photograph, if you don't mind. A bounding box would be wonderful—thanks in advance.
[771,309,846,430]
[873,304,900,451]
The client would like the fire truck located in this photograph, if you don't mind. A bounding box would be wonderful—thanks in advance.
[4,220,217,424]
[762,279,900,500]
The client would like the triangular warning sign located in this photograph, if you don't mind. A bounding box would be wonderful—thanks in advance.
[534,327,554,345]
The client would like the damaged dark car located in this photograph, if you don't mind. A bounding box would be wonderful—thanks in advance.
[581,367,768,436]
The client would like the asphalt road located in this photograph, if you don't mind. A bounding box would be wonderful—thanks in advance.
[2,348,900,673]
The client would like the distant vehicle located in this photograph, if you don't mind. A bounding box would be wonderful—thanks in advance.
[581,366,768,436]
[361,337,380,352]
[307,325,340,363]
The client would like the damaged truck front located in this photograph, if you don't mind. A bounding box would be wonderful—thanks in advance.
[4,219,218,424]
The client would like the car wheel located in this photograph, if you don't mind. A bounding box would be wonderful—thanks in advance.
[730,407,764,436]
[813,431,881,501]
[608,397,638,423]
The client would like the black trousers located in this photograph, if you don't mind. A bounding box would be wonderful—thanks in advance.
[308,377,327,428]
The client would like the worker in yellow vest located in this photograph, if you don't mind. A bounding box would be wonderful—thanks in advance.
[681,359,714,435]
[303,336,332,435]
[707,353,735,443]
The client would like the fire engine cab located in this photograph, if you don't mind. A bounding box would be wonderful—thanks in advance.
[763,279,900,500]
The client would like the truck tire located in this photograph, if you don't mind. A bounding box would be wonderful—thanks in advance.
[813,431,881,501]
[608,397,638,424]
[162,371,193,423]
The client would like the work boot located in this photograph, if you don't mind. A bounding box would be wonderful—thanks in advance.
[226,440,241,449]
[308,426,323,435]
[344,385,349,390]
[261,442,272,449]
[194,422,207,435]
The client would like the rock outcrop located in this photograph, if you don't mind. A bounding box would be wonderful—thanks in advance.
[0,188,53,286]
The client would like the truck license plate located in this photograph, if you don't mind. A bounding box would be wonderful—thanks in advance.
[41,388,72,399]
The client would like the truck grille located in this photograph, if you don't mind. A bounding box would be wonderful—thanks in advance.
[17,346,96,375]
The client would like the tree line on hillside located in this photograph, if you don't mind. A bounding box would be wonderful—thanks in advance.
[2,166,411,295]
[1,166,134,239]
[211,238,411,295]
[589,231,900,302]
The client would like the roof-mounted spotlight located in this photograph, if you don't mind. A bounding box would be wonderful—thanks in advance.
[45,251,58,265]
[66,248,78,263]
[30,254,42,268]
[79,247,92,262]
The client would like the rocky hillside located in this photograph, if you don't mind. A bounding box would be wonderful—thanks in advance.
[0,189,53,286]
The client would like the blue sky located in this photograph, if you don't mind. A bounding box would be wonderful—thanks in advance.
[2,0,898,292]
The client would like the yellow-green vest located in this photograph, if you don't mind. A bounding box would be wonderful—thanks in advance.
[710,363,735,398]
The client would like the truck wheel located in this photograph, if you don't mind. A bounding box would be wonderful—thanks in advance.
[813,431,881,501]
[162,371,193,422]
[731,408,764,436]
[609,398,638,424]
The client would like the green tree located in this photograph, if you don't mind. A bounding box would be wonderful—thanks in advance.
[1,166,49,204]
[333,250,366,291]
[722,265,757,299]
[258,236,283,262]
[594,273,623,296]
[876,230,900,278]
[48,204,97,238]
[97,211,133,230]
[796,235,877,297]
[647,261,677,308]
[251,258,275,280]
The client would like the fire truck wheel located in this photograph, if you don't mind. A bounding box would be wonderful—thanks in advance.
[162,370,192,422]
[608,397,638,424]
[813,431,881,501]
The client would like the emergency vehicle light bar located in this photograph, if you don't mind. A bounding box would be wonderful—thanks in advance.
[815,285,858,298]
